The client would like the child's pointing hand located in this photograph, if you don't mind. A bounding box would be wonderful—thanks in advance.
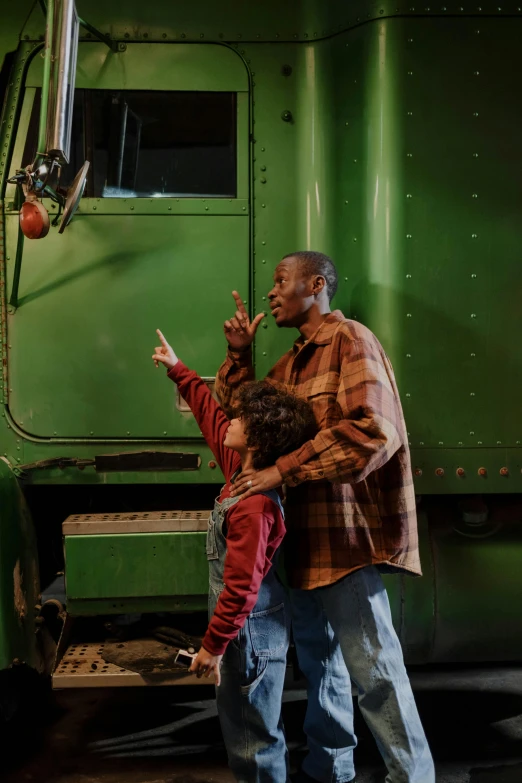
[152,329,179,370]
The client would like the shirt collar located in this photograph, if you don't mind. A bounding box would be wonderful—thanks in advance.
[293,310,345,350]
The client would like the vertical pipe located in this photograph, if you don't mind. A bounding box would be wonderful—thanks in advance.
[37,0,54,159]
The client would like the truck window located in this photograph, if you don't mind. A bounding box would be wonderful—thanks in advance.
[22,89,237,198]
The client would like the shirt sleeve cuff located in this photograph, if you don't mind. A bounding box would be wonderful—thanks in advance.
[276,451,307,486]
[202,631,228,657]
[166,359,186,382]
[227,345,252,367]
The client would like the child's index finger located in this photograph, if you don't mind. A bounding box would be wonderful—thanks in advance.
[232,290,247,315]
[156,328,168,347]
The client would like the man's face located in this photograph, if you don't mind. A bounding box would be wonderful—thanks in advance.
[268,257,315,328]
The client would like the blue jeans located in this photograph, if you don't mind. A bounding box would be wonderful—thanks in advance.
[207,488,290,782]
[215,602,290,782]
[290,566,435,783]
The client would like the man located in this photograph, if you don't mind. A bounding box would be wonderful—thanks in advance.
[215,251,435,783]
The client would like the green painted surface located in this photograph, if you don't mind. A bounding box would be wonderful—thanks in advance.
[64,531,208,600]
[0,458,40,671]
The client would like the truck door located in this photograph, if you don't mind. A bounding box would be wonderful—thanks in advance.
[5,42,249,439]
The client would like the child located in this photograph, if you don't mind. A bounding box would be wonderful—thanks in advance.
[152,329,316,783]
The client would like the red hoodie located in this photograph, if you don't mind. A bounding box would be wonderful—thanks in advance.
[167,361,286,656]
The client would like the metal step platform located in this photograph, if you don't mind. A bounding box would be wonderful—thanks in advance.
[53,639,211,688]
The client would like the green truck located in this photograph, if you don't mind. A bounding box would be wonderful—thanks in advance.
[1,0,521,718]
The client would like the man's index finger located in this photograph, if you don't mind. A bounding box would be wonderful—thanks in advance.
[231,290,248,315]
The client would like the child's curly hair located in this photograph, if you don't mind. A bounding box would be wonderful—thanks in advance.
[234,381,318,469]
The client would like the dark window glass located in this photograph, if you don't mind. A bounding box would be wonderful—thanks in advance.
[22,89,237,198]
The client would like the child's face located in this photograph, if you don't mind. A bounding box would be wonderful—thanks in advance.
[224,417,248,452]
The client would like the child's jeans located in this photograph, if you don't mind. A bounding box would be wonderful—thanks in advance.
[208,489,290,782]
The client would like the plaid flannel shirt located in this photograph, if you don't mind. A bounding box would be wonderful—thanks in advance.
[215,310,421,590]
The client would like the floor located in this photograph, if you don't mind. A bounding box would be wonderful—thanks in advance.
[5,667,522,783]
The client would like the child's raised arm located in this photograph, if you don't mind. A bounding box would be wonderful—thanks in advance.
[152,330,237,481]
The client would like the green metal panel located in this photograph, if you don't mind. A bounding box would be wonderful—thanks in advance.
[26,42,249,92]
[4,40,250,440]
[0,458,40,671]
[5,214,249,438]
[64,530,208,601]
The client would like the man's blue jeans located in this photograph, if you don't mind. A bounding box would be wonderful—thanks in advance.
[290,566,435,783]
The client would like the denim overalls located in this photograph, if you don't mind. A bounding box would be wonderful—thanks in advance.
[206,486,290,783]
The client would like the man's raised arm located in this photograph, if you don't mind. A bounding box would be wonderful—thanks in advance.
[215,291,264,409]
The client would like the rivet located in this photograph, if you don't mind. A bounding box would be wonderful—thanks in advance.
[263,351,267,356]
[474,71,480,76]
[473,112,479,116]
[407,71,413,75]
[407,111,413,116]
[497,440,502,445]
[439,441,444,446]
[478,441,483,445]
[406,273,412,278]
[260,165,266,171]
[408,37,414,42]
[262,260,266,264]
[353,237,357,242]
[478,467,487,477]
[261,147,265,152]
[406,313,412,318]
[470,431,475,436]
[406,234,412,239]
[406,353,411,358]
[420,441,424,445]
[353,159,358,163]
[472,233,478,238]
[260,177,266,183]
[458,442,463,446]
[471,313,477,318]
[93,206,97,210]
[406,193,412,199]
[405,393,411,398]
[345,200,349,204]
[457,467,465,477]
[472,194,478,199]
[262,322,267,329]
[261,204,266,208]
[470,352,476,357]
[168,206,172,211]
[130,205,134,210]
[344,277,348,281]
[414,468,422,477]
[407,153,413,157]
[435,468,444,477]
[473,153,479,157]
[470,392,476,396]
[162,33,167,39]
[471,273,477,279]
[500,467,509,476]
